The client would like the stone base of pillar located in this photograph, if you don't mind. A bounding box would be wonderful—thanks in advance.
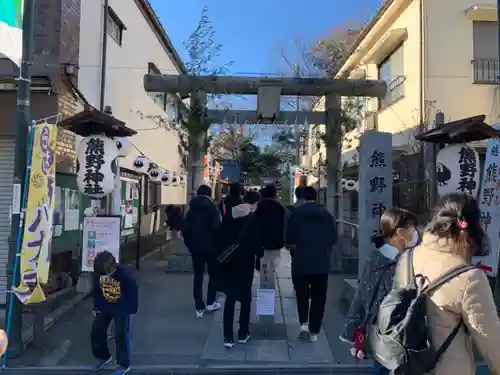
[164,246,194,273]
[76,273,93,294]
[258,251,279,327]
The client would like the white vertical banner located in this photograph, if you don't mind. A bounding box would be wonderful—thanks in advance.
[476,124,500,275]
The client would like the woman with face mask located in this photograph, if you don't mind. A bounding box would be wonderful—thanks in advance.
[340,207,417,375]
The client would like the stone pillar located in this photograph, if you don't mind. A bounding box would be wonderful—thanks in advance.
[258,251,279,327]
[325,93,342,225]
[186,90,207,200]
[357,131,393,277]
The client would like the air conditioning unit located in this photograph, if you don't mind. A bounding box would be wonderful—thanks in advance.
[364,111,378,131]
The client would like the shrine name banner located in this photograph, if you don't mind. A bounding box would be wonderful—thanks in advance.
[14,123,58,304]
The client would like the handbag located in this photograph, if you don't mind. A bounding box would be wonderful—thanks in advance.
[217,243,239,264]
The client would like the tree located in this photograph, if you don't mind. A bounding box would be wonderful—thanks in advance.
[178,6,233,196]
[237,143,282,178]
[210,123,256,159]
[274,26,365,211]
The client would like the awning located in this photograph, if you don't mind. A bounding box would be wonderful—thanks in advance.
[415,114,500,144]
[57,105,137,137]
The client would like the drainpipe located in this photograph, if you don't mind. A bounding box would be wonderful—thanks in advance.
[419,0,426,180]
[99,0,109,111]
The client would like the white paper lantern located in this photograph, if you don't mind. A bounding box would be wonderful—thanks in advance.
[149,167,162,182]
[179,173,186,186]
[133,156,149,173]
[171,173,179,186]
[76,135,117,198]
[354,181,359,192]
[115,137,132,157]
[436,145,480,197]
[345,180,356,191]
[161,171,171,185]
[341,178,347,187]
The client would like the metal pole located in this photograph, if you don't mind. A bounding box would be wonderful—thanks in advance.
[99,0,109,112]
[428,111,444,209]
[5,0,36,358]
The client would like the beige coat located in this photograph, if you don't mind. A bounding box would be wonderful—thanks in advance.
[393,233,500,375]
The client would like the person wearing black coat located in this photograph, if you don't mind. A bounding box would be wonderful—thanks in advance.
[165,205,183,239]
[285,186,337,343]
[219,182,243,217]
[252,185,287,273]
[182,185,222,318]
[218,191,263,348]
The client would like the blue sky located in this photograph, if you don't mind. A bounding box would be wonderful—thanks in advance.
[150,0,382,78]
[149,0,382,144]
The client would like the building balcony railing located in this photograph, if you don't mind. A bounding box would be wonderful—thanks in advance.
[379,75,406,110]
[472,59,499,84]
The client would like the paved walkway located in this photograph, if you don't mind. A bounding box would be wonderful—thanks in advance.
[10,244,364,371]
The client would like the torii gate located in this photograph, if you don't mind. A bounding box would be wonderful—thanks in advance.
[143,74,387,220]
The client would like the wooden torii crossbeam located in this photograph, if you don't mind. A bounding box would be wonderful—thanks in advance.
[143,74,387,98]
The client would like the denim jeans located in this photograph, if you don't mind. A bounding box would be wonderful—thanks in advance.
[372,361,389,375]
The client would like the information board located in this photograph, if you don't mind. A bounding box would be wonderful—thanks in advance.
[81,216,121,272]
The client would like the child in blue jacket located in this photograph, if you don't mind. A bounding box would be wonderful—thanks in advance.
[91,251,138,375]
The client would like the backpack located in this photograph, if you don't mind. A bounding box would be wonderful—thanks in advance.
[368,249,475,375]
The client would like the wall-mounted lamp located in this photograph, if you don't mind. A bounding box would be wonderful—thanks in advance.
[63,63,79,76]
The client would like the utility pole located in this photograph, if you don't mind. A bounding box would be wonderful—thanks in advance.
[5,0,36,358]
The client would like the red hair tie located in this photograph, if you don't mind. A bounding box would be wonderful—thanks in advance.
[457,219,468,230]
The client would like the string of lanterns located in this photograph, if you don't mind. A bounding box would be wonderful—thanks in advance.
[125,140,187,187]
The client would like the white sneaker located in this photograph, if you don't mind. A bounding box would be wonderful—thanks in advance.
[196,309,204,318]
[298,323,309,340]
[223,340,234,348]
[309,333,318,343]
[206,302,221,312]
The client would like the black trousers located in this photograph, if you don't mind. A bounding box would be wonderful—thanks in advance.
[294,274,328,334]
[192,254,217,310]
[223,296,251,339]
[91,311,130,367]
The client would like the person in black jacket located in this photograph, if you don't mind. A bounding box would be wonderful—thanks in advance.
[182,185,221,318]
[218,190,263,348]
[255,184,286,251]
[165,205,183,239]
[219,182,243,217]
[91,251,138,374]
[285,186,337,343]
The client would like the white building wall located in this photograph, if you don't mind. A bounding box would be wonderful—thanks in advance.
[78,0,186,204]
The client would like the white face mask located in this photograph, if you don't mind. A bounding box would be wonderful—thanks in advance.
[405,229,419,249]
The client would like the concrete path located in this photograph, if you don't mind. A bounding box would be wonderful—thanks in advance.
[202,250,333,363]
[8,244,365,371]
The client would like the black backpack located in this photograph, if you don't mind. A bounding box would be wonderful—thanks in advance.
[369,249,475,375]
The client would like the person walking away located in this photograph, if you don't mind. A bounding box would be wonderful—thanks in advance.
[165,205,183,239]
[340,208,417,374]
[219,182,243,217]
[285,186,306,292]
[388,192,500,375]
[91,251,138,375]
[218,191,263,348]
[254,184,286,268]
[285,186,336,343]
[182,185,222,318]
